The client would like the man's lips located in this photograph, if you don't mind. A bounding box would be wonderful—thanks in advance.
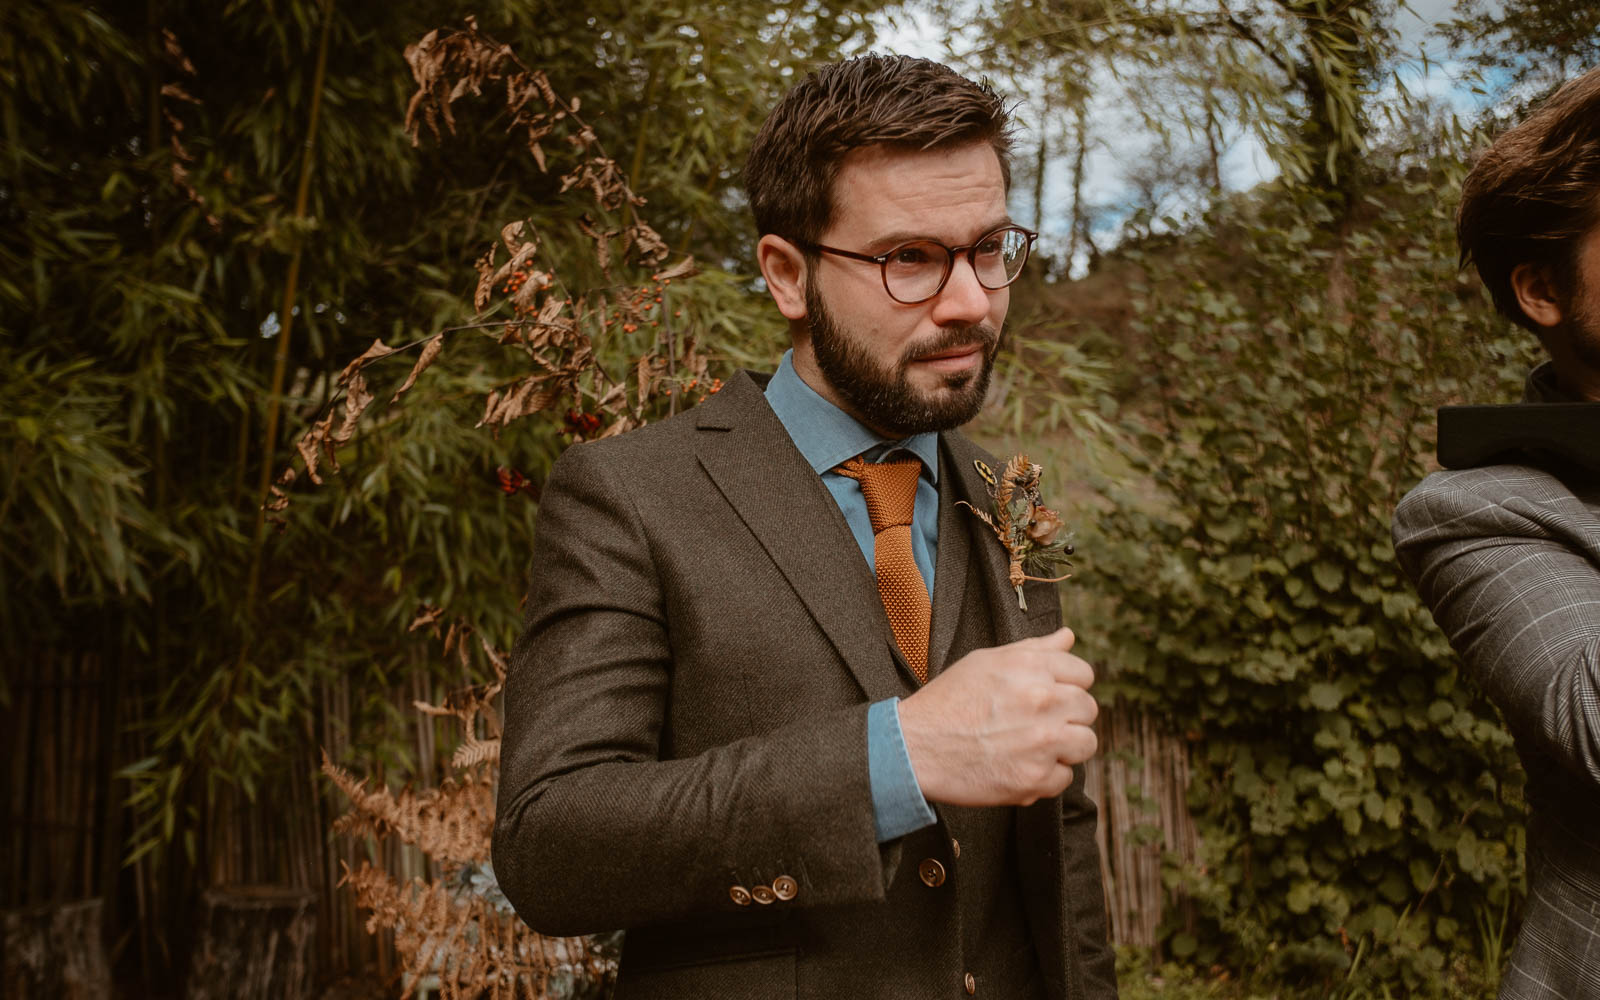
[913,343,986,369]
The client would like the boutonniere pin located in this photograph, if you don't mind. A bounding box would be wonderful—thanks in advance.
[958,455,1074,610]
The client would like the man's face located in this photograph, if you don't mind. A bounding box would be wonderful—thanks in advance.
[792,142,1011,437]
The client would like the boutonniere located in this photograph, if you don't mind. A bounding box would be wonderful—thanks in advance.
[958,454,1074,610]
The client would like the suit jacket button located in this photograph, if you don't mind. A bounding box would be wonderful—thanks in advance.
[750,884,777,904]
[772,875,798,901]
[964,971,976,994]
[918,858,946,887]
[951,837,960,858]
[729,886,752,906]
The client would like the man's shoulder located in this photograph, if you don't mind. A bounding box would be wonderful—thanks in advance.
[560,372,764,459]
[1394,462,1600,551]
[1398,463,1588,517]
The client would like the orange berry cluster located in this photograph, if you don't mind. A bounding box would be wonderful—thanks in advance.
[685,376,724,405]
[502,265,534,299]
[563,407,602,437]
[610,278,677,333]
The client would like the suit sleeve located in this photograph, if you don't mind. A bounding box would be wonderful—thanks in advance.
[493,442,893,936]
[1393,474,1600,792]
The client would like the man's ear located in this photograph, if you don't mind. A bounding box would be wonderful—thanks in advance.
[1510,262,1565,329]
[757,234,809,322]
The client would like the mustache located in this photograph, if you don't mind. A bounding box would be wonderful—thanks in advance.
[901,323,1001,365]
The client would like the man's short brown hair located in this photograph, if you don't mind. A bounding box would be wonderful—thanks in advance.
[744,55,1014,246]
[1458,66,1600,329]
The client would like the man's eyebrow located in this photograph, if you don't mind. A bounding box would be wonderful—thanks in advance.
[866,217,1016,251]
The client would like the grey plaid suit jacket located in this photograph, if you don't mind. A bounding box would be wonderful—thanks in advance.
[1394,439,1600,998]
[493,371,1116,999]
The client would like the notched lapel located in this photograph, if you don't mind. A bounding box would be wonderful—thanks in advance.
[695,373,906,703]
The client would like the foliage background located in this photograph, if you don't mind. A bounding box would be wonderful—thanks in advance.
[1,0,1585,996]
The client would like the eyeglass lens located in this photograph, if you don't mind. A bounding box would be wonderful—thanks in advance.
[884,227,1031,303]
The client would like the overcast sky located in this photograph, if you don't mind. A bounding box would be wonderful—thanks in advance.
[876,0,1497,273]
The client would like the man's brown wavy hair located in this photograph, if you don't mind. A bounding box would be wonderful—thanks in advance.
[744,55,1014,247]
[1458,67,1600,330]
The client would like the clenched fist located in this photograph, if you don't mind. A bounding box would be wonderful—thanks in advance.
[897,626,1098,807]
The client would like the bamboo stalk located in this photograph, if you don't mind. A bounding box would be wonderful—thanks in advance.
[243,0,335,617]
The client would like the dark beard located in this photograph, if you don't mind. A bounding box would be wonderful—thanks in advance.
[1561,268,1600,372]
[805,280,999,436]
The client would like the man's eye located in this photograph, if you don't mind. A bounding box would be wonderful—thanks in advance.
[975,238,1004,257]
[891,245,934,266]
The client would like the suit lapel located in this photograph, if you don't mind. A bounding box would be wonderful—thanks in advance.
[695,372,906,703]
[941,433,1072,977]
[928,444,971,675]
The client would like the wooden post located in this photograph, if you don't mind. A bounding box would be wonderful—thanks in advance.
[185,885,316,1000]
[1,898,111,999]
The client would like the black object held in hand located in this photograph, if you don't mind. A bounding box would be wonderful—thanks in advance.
[1438,403,1600,474]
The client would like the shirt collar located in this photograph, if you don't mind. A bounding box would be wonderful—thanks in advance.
[763,350,940,480]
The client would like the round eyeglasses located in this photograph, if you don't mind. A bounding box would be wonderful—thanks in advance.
[795,225,1039,305]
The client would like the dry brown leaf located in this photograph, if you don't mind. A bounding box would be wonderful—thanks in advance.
[331,373,375,453]
[500,221,527,253]
[408,605,445,633]
[598,417,632,439]
[404,30,440,85]
[391,336,443,403]
[475,389,501,428]
[635,356,652,405]
[160,82,200,104]
[296,412,334,485]
[473,247,497,311]
[411,699,456,718]
[489,240,540,295]
[161,29,196,75]
[340,339,398,384]
[477,634,508,676]
[513,271,550,314]
[630,222,669,265]
[535,294,565,326]
[652,256,700,282]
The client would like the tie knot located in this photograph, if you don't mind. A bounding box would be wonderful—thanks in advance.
[837,455,922,532]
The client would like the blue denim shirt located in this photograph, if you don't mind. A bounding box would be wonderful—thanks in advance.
[763,351,939,842]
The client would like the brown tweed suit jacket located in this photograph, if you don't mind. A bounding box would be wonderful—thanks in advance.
[493,371,1116,999]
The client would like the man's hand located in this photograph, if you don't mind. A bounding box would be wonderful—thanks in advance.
[897,626,1098,807]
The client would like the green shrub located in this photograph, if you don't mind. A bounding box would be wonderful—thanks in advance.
[1086,173,1537,994]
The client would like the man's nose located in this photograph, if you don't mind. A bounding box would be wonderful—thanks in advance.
[929,255,994,326]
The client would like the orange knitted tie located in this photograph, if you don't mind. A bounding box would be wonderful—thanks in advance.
[837,455,932,684]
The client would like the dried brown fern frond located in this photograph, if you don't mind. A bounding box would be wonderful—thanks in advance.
[452,736,500,770]
[322,752,493,864]
[341,862,607,1000]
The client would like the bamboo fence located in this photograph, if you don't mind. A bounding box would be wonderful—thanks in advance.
[1084,701,1200,949]
[6,651,1199,989]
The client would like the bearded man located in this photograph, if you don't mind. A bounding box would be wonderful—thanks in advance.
[493,55,1117,999]
[1393,66,1600,1000]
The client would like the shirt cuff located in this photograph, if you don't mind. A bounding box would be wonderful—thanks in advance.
[866,697,937,842]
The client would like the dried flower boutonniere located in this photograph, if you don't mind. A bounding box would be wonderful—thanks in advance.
[958,454,1074,610]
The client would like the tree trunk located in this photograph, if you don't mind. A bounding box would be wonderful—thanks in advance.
[1,898,111,1000]
[185,885,316,1000]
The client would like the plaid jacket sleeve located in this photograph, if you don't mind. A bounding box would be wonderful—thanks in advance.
[1392,465,1600,791]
